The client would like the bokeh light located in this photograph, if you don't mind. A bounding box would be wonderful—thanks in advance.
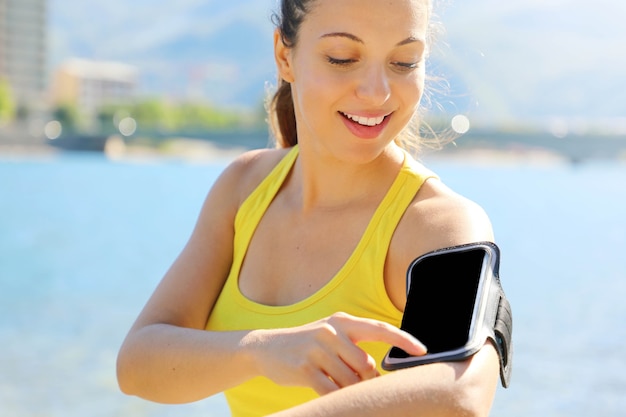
[451,114,471,135]
[44,120,63,140]
[118,117,137,137]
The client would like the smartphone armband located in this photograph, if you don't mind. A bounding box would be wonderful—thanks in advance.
[381,242,513,388]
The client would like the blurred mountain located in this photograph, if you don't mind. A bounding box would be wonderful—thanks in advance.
[49,0,626,130]
[49,0,277,110]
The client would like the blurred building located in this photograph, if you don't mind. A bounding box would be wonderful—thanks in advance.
[52,58,139,128]
[0,0,47,116]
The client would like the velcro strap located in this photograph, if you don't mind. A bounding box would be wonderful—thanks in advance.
[494,294,513,388]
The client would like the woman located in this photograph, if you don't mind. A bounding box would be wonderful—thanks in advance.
[116,0,501,415]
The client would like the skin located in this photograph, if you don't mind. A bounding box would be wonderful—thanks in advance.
[116,0,500,415]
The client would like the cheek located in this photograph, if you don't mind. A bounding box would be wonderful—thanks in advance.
[391,75,425,125]
[291,66,345,121]
[290,81,331,138]
[400,71,426,106]
[296,67,343,102]
[292,80,325,126]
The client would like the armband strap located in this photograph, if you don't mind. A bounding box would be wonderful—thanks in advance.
[491,291,513,387]
[484,242,513,388]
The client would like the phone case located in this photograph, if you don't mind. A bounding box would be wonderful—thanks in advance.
[381,242,513,388]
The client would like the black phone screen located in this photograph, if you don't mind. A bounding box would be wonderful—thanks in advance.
[389,248,485,358]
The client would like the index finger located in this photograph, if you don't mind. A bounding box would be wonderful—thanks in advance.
[330,313,427,356]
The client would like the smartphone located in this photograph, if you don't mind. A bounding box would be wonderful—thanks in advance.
[382,242,499,370]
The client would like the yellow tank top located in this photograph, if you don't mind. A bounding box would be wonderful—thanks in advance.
[206,145,437,417]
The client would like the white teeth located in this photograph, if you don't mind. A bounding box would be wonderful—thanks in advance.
[342,112,386,126]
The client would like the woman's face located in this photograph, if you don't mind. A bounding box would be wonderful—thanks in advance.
[276,0,429,163]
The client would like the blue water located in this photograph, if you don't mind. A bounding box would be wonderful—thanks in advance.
[1,152,625,416]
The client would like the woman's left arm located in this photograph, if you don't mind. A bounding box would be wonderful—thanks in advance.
[269,341,499,417]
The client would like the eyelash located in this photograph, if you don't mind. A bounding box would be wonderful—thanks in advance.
[326,56,419,71]
[395,62,419,70]
[327,57,356,66]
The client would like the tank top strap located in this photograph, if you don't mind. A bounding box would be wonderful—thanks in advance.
[232,146,299,269]
[353,150,438,281]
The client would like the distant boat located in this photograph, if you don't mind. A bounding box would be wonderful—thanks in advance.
[48,133,109,152]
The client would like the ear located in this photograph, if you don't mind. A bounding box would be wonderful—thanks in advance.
[274,29,295,83]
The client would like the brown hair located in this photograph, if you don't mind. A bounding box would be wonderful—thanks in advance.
[267,0,441,154]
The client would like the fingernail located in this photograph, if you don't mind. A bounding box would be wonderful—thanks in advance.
[413,338,427,352]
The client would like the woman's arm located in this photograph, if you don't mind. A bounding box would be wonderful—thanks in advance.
[118,311,427,404]
[116,152,256,403]
[269,342,500,417]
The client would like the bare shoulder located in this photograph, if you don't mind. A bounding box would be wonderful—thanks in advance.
[214,147,292,207]
[409,176,494,248]
[129,147,292,330]
[388,169,495,295]
[192,146,290,240]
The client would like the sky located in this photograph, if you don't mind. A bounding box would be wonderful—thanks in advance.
[48,0,626,130]
[435,0,626,128]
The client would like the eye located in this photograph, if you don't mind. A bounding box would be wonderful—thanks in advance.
[392,61,420,72]
[327,56,357,67]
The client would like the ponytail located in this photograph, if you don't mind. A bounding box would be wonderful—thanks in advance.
[268,78,298,148]
[268,0,312,148]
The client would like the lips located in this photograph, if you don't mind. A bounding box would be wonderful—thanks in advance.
[340,111,387,127]
[339,111,392,139]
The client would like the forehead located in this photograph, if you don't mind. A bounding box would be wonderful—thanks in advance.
[304,0,430,39]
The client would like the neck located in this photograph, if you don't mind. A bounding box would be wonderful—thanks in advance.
[289,143,405,212]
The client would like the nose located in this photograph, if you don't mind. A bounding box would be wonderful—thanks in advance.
[355,65,391,106]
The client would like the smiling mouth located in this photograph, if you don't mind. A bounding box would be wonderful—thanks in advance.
[340,111,388,127]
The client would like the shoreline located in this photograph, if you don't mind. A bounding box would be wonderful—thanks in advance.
[0,136,623,166]
[418,146,573,167]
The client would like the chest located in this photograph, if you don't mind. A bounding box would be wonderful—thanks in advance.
[238,201,376,307]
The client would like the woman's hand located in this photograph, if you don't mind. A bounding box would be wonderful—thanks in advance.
[244,312,427,395]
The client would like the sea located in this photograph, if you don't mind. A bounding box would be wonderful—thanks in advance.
[1,149,625,417]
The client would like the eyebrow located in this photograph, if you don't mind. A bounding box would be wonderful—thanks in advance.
[320,32,424,46]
